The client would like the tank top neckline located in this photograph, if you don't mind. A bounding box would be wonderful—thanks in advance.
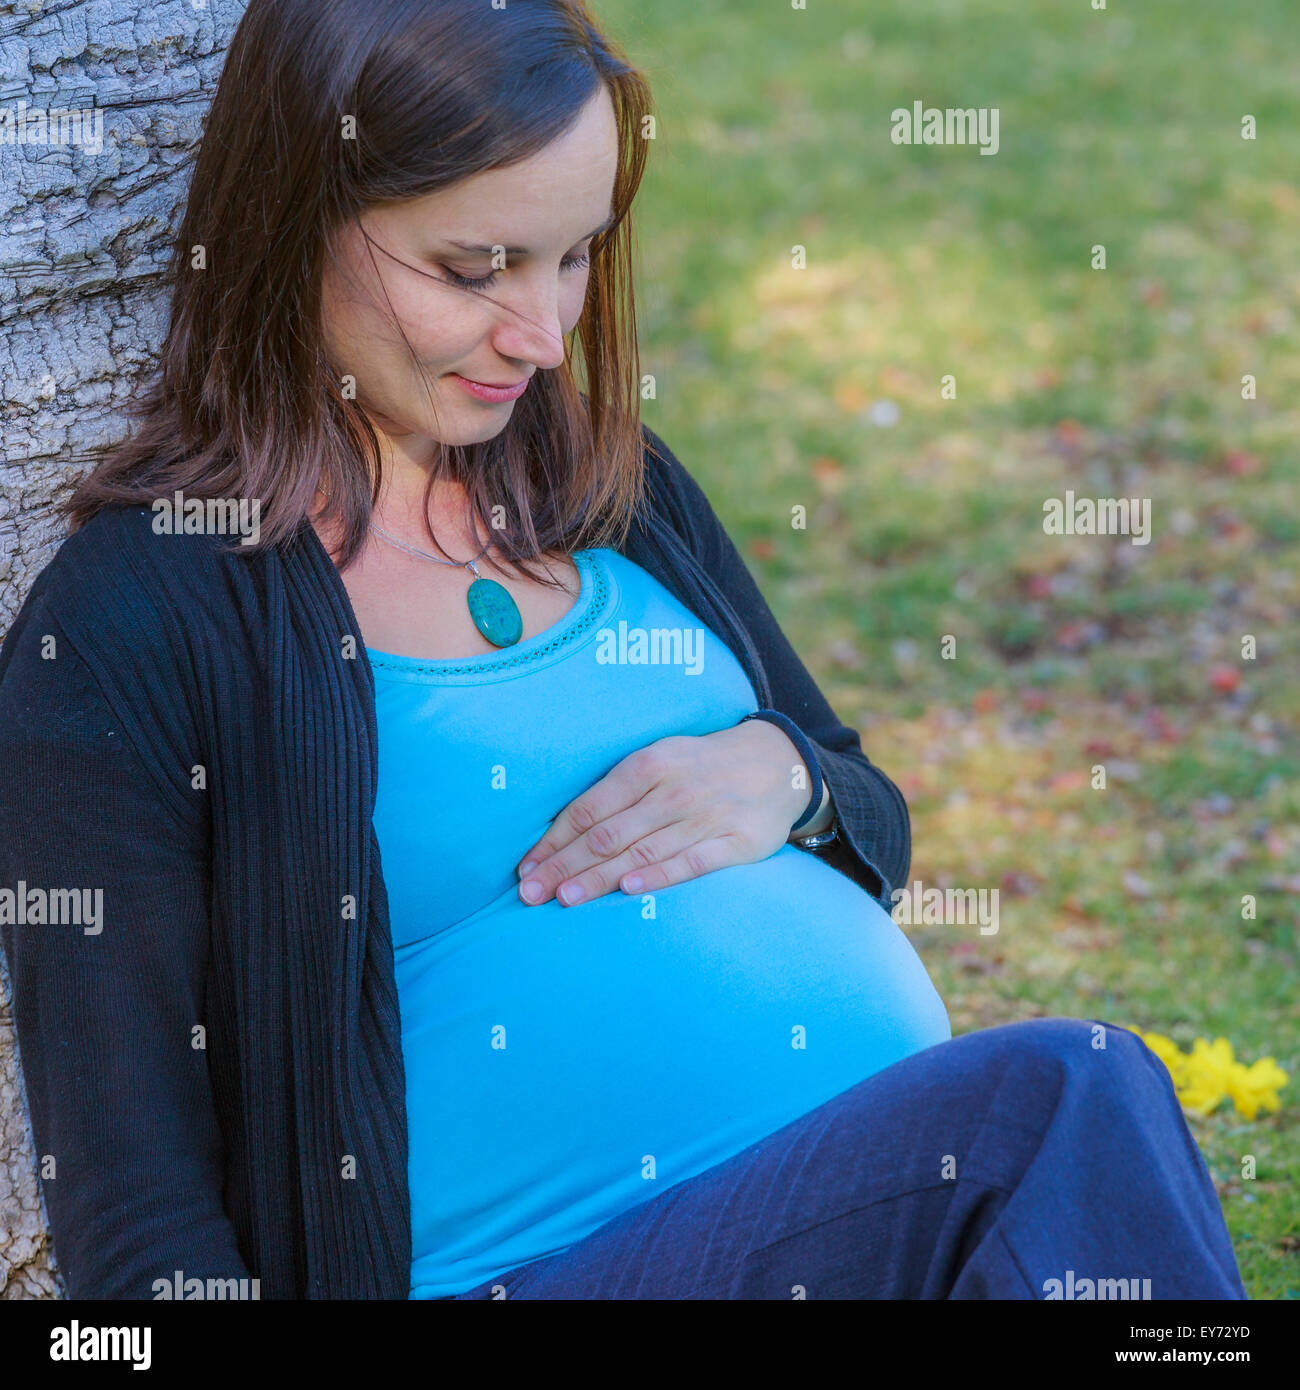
[366,547,615,685]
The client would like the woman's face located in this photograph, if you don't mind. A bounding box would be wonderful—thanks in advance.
[321,83,620,452]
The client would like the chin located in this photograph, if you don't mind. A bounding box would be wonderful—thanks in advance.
[370,400,514,450]
[435,405,517,446]
[433,422,513,449]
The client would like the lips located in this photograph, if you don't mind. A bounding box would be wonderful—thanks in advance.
[449,372,533,404]
[463,376,529,389]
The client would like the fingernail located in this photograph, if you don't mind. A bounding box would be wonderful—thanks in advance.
[520,879,542,904]
[623,874,643,893]
[519,859,537,877]
[559,882,584,905]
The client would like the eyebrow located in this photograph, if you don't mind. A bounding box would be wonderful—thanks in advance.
[442,211,616,257]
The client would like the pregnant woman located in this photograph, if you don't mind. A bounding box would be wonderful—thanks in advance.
[373,543,952,1297]
[0,0,1243,1300]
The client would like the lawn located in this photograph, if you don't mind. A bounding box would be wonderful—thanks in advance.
[597,0,1300,1298]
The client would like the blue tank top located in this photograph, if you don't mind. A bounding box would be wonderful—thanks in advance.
[367,547,951,1298]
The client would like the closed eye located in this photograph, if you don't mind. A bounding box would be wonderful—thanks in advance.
[439,250,592,294]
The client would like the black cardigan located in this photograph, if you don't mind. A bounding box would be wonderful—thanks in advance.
[0,426,910,1299]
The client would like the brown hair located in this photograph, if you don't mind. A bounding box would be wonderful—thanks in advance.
[63,0,655,581]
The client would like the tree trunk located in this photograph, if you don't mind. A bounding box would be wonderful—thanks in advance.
[0,0,245,1300]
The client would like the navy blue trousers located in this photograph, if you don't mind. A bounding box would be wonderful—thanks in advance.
[451,1019,1247,1299]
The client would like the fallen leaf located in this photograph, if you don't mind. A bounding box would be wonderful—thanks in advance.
[1222,450,1260,476]
[1054,419,1085,450]
[810,456,843,483]
[1142,708,1181,744]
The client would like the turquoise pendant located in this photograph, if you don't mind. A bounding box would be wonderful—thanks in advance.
[467,576,523,647]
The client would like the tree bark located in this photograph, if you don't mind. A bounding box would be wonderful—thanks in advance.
[0,0,246,1300]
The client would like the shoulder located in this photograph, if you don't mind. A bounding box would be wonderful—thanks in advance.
[2,504,273,680]
[0,506,249,825]
[46,502,254,591]
[638,420,689,496]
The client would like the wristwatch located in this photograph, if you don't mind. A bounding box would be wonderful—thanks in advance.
[792,822,839,853]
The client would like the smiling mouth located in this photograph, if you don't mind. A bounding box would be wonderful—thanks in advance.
[448,372,534,402]
[454,373,531,389]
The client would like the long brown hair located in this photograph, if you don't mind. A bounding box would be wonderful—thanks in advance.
[63,0,655,581]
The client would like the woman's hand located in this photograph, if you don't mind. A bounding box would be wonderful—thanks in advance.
[514,719,813,907]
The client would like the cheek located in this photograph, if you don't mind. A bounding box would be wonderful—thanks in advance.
[396,286,484,364]
[320,264,372,369]
[324,287,418,372]
[324,259,478,371]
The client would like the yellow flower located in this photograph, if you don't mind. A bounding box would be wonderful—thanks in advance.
[1134,1029,1187,1082]
[1226,1056,1289,1122]
[1180,1037,1237,1115]
[1132,1029,1289,1122]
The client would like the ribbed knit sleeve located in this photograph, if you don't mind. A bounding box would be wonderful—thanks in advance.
[639,426,911,906]
[0,594,251,1298]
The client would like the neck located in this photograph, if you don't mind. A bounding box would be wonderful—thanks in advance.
[310,414,496,569]
[368,422,468,532]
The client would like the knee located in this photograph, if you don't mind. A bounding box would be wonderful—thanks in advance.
[962,1017,1163,1095]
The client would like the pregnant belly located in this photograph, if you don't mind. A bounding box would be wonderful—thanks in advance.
[397,844,951,1297]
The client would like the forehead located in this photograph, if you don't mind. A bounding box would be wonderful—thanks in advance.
[388,86,619,248]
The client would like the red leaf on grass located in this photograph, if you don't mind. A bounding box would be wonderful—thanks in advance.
[1222,450,1260,477]
[1142,708,1181,744]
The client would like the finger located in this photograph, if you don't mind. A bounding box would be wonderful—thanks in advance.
[616,837,741,897]
[515,741,680,878]
[548,818,701,908]
[515,764,648,876]
[518,783,696,906]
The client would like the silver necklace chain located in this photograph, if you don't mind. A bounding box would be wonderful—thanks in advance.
[369,519,494,578]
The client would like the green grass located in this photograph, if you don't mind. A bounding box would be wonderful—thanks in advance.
[596,0,1300,1297]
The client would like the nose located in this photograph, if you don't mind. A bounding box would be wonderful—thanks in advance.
[489,278,568,372]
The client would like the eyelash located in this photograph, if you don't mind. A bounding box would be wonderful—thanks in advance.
[439,251,591,293]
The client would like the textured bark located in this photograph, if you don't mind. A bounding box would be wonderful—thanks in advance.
[0,0,246,1299]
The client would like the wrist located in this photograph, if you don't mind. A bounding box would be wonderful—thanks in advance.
[737,707,824,833]
[789,781,834,839]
